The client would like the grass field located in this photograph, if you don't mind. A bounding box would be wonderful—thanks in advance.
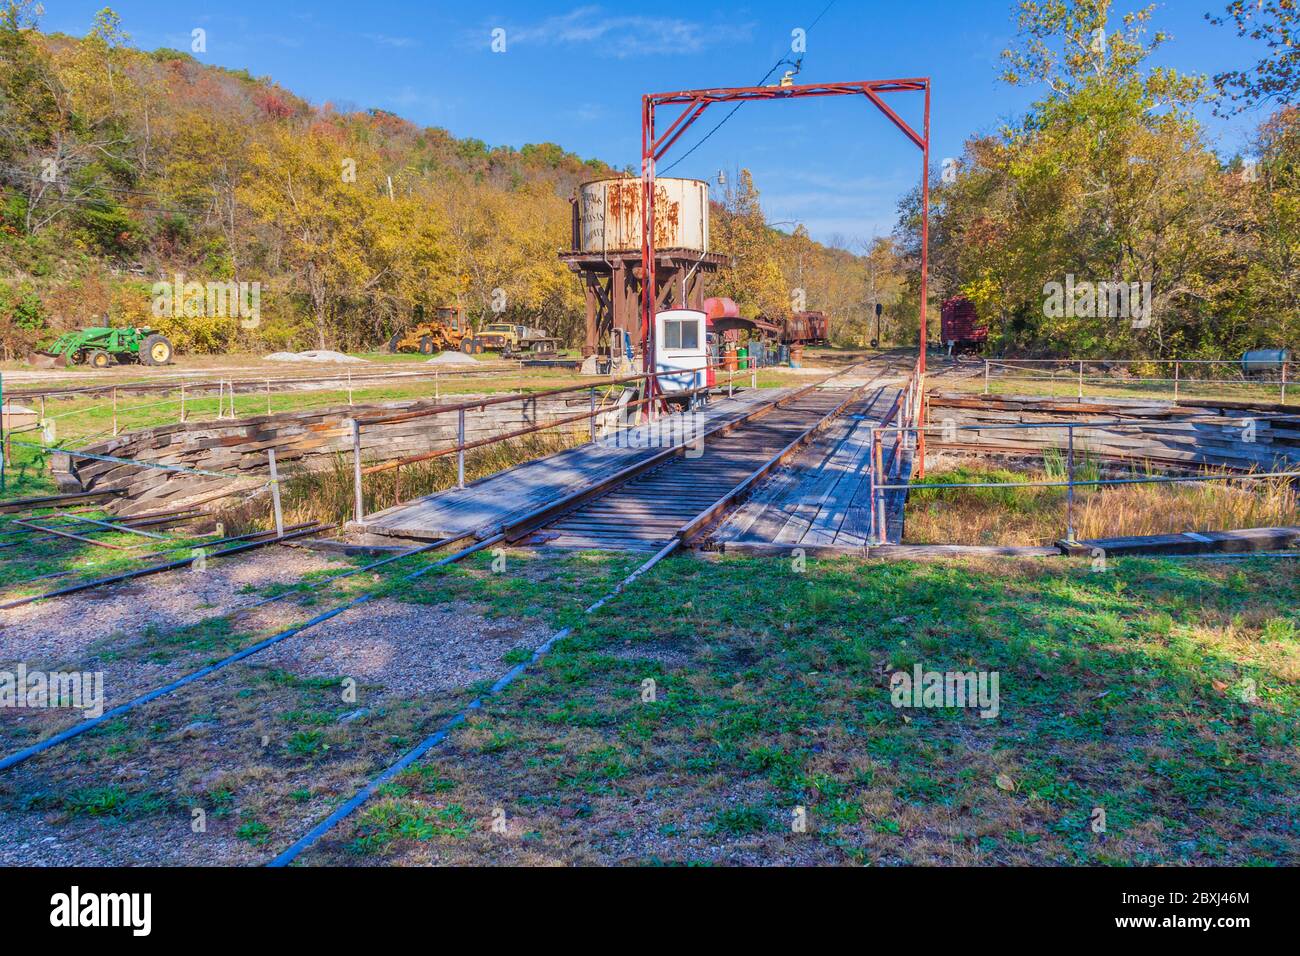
[936,365,1294,406]
[3,546,1295,866]
[320,550,1299,865]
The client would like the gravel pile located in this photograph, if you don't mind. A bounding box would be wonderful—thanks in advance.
[265,350,366,364]
[426,351,478,365]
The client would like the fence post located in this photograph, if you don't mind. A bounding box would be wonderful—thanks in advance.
[589,387,596,442]
[180,382,186,423]
[1173,361,1180,402]
[112,387,119,437]
[1283,361,1289,404]
[435,369,440,400]
[457,407,466,490]
[350,418,364,525]
[1077,360,1084,401]
[268,448,284,538]
[0,371,6,492]
[866,427,877,545]
[1066,424,1076,543]
[916,393,927,480]
[266,379,272,416]
[347,369,354,406]
[875,432,887,544]
[984,359,990,395]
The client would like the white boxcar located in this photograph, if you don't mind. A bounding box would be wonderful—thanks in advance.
[655,309,708,395]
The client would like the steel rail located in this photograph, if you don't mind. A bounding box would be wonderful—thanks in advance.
[880,469,1300,492]
[495,367,860,545]
[230,534,468,615]
[0,522,326,611]
[0,369,869,845]
[10,518,136,550]
[0,489,123,513]
[266,365,878,864]
[0,521,315,596]
[0,507,207,549]
[0,532,502,773]
[676,383,874,545]
[266,535,682,867]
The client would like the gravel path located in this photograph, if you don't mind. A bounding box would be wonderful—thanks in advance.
[0,548,345,668]
[255,598,549,695]
[0,587,557,866]
[0,548,348,753]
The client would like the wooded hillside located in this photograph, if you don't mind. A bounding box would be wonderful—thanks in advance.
[0,3,888,358]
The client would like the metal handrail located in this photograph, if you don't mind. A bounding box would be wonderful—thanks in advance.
[867,356,926,545]
[348,355,778,520]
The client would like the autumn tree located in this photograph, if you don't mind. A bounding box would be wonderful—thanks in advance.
[712,169,787,318]
[909,0,1240,356]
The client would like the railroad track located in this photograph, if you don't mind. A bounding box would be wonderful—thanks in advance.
[531,387,862,552]
[1,362,885,865]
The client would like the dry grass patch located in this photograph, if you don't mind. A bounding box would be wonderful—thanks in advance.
[905,460,1297,546]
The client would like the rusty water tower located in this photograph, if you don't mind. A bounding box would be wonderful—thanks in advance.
[560,176,726,363]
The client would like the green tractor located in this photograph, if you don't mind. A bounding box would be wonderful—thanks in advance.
[28,327,175,369]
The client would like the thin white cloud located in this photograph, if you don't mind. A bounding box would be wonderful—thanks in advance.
[364,33,418,48]
[482,6,753,58]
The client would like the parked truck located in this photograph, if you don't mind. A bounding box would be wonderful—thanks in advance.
[471,322,561,357]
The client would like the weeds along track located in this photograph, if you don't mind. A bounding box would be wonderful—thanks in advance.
[0,364,877,863]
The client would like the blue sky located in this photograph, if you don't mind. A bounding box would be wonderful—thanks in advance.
[40,0,1268,246]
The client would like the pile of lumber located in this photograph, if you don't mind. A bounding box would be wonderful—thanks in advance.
[50,392,594,515]
[926,392,1300,472]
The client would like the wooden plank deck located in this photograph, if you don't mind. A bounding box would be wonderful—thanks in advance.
[356,387,794,541]
[709,386,914,549]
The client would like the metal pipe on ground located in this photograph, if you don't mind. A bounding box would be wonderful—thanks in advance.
[0,522,326,611]
[0,532,501,773]
[266,534,682,866]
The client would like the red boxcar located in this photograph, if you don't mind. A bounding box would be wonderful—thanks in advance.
[940,296,987,351]
[780,311,830,346]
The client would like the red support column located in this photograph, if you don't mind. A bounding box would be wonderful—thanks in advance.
[640,96,658,402]
[919,81,931,374]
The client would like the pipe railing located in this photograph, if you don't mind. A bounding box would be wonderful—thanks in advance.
[0,361,555,449]
[975,357,1293,403]
[872,418,1300,545]
[866,356,927,545]
[7,438,289,538]
[347,355,782,521]
[0,358,528,403]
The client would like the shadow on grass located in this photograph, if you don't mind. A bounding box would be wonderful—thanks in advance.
[316,551,1298,866]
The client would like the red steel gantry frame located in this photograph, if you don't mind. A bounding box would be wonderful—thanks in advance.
[640,78,931,398]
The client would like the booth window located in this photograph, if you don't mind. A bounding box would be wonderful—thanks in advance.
[664,319,699,350]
